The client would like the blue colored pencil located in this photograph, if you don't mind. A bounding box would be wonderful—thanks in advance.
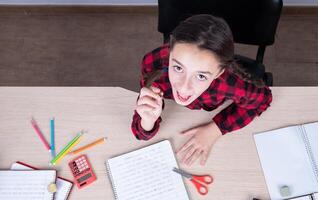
[50,118,55,158]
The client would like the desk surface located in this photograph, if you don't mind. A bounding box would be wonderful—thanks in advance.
[0,87,317,200]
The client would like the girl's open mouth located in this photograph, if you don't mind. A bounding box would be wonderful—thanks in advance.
[177,91,191,102]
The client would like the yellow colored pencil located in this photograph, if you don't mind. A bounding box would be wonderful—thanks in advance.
[51,132,84,165]
[68,137,106,155]
[54,136,82,165]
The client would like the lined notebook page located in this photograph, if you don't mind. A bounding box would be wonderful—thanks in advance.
[303,122,318,181]
[54,178,73,200]
[11,162,73,200]
[0,170,56,200]
[106,140,189,200]
[254,125,318,200]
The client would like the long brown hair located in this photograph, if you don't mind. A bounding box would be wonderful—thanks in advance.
[169,14,265,87]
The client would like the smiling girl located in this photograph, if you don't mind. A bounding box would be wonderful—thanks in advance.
[131,14,272,166]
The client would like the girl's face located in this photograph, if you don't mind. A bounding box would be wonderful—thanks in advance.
[169,43,223,106]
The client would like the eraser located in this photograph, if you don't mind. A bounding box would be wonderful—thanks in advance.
[280,185,290,197]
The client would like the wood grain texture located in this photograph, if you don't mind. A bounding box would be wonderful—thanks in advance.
[0,87,317,200]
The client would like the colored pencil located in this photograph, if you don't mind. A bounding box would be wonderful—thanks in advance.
[31,118,51,152]
[50,131,84,165]
[68,137,106,155]
[50,118,55,158]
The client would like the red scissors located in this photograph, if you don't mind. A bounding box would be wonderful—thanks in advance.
[173,167,213,195]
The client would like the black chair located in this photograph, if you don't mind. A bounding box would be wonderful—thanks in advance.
[158,0,283,86]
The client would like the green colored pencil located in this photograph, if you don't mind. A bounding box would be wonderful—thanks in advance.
[50,131,84,165]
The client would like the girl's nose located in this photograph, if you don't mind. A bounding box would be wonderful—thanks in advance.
[179,78,193,93]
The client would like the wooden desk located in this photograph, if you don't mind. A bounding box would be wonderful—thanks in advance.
[0,87,317,200]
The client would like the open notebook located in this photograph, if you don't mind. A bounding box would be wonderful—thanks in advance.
[106,140,189,200]
[0,170,56,200]
[289,193,318,200]
[10,161,73,200]
[254,122,318,200]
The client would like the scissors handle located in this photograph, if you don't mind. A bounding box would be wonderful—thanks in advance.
[190,178,208,195]
[193,175,213,184]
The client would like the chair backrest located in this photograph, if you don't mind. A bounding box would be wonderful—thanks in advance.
[158,0,283,46]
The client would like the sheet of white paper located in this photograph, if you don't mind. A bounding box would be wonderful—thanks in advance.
[106,140,189,200]
[303,122,318,182]
[254,125,318,200]
[0,170,55,200]
[11,162,73,200]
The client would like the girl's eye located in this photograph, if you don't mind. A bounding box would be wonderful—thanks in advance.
[197,74,207,81]
[173,65,183,72]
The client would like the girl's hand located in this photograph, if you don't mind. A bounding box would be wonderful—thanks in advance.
[136,86,163,131]
[177,122,222,166]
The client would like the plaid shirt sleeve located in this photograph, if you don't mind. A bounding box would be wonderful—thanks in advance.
[131,45,168,140]
[213,76,272,134]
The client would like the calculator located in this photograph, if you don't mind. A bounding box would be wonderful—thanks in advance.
[68,154,96,189]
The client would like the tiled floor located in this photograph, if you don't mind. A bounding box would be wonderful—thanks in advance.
[0,10,317,91]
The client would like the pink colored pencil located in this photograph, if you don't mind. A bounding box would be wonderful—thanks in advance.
[31,118,51,152]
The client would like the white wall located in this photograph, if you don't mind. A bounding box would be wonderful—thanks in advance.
[0,0,317,6]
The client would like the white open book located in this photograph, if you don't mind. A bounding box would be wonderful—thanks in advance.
[106,140,189,200]
[254,122,318,200]
[10,161,73,200]
[0,170,56,200]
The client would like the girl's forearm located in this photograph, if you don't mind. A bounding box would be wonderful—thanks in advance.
[207,122,223,137]
[141,118,156,131]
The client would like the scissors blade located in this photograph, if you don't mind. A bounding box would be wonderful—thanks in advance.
[172,167,192,179]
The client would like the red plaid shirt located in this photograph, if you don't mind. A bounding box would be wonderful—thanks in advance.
[131,44,272,140]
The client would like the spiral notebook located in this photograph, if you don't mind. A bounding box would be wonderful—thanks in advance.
[290,196,312,200]
[254,122,318,200]
[105,140,189,200]
[10,161,73,200]
[0,170,56,200]
[289,193,318,200]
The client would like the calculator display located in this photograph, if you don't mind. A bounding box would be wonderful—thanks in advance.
[78,173,92,183]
